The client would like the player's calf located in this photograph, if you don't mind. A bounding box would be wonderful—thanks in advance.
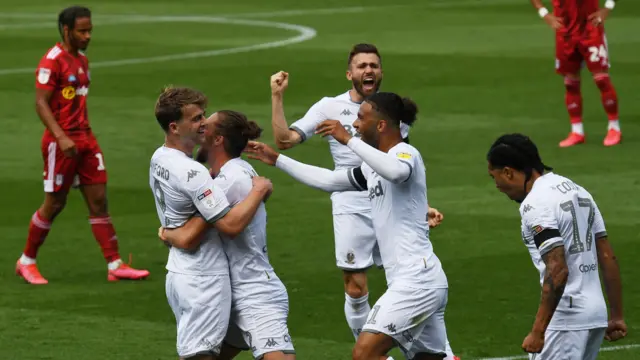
[344,270,371,339]
[352,331,394,360]
[593,73,621,145]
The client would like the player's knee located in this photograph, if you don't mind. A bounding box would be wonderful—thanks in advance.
[87,197,107,216]
[41,193,68,220]
[593,73,611,91]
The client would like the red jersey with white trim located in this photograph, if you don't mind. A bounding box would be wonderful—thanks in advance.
[553,0,600,36]
[35,43,91,135]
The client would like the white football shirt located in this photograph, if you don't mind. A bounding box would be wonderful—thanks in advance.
[213,158,287,308]
[149,146,231,276]
[290,91,410,214]
[519,172,608,330]
[348,142,448,289]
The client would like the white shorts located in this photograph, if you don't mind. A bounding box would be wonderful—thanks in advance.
[333,212,381,270]
[529,327,605,360]
[165,272,232,358]
[363,286,449,359]
[224,291,295,359]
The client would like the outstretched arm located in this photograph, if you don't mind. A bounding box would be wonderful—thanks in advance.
[245,141,366,193]
[346,137,412,184]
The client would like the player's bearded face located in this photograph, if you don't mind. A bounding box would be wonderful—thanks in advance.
[348,54,382,98]
[488,165,526,202]
[68,18,92,51]
[354,103,380,148]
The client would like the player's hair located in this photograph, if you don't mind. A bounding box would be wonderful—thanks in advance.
[216,110,263,158]
[487,133,553,176]
[365,92,418,128]
[154,86,208,132]
[58,6,91,38]
[347,43,381,67]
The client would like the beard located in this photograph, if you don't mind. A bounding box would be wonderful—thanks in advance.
[360,129,379,149]
[352,77,382,99]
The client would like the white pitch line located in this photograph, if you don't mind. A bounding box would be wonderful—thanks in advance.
[0,15,317,76]
[477,343,640,360]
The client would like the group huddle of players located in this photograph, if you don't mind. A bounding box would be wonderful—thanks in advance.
[17,2,627,360]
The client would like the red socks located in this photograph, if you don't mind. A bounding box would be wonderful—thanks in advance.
[564,77,583,125]
[23,211,51,259]
[89,216,121,263]
[594,73,619,122]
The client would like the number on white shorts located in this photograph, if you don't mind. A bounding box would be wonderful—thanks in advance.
[95,153,105,171]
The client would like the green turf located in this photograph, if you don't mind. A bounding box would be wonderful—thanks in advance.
[0,0,638,359]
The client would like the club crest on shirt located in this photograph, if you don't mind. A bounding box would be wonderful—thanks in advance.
[37,68,51,84]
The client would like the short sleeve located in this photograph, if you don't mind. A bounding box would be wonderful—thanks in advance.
[521,202,563,256]
[35,57,59,91]
[289,98,328,142]
[213,170,252,207]
[181,167,231,223]
[592,202,607,240]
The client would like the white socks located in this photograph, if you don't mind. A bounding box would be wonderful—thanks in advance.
[20,254,36,265]
[608,120,620,131]
[572,122,584,135]
[108,259,123,271]
[345,293,370,340]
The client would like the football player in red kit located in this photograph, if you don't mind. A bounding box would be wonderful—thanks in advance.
[532,0,621,147]
[16,6,150,284]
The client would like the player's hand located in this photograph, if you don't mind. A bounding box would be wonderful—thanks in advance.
[542,14,563,30]
[522,331,545,353]
[605,318,628,341]
[244,141,280,166]
[427,207,444,228]
[57,135,77,158]
[252,176,273,197]
[315,120,352,145]
[158,227,171,247]
[588,9,610,27]
[271,71,289,96]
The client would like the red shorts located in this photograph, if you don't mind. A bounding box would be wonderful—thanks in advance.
[555,26,610,75]
[41,131,108,193]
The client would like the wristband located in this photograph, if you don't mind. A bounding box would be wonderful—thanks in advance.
[538,7,549,18]
[605,0,615,10]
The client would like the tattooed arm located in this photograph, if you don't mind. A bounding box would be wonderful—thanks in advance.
[522,245,568,353]
[533,246,569,333]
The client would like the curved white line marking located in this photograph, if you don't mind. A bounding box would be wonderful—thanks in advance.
[0,15,316,76]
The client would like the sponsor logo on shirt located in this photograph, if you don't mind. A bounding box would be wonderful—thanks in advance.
[396,152,412,160]
[62,86,76,100]
[197,189,212,201]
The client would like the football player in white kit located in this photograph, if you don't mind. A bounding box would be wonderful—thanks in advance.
[160,110,295,360]
[248,92,450,360]
[486,133,627,359]
[269,43,455,359]
[149,87,272,360]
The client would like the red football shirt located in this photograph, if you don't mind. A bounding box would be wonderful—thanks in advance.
[35,43,91,135]
[553,0,600,35]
